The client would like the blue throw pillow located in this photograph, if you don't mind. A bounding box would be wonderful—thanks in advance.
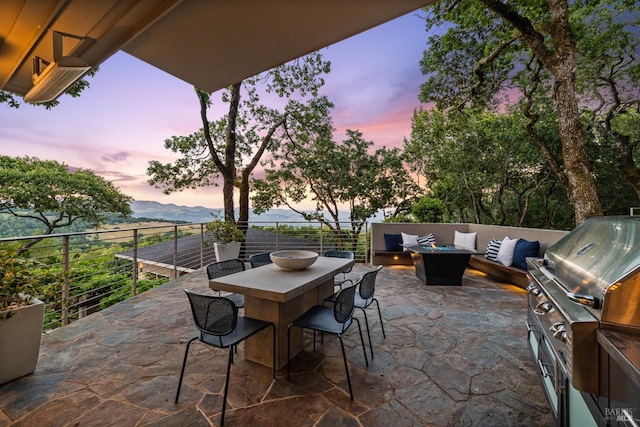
[384,233,403,252]
[512,239,540,269]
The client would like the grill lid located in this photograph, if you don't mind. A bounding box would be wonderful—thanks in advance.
[543,216,640,327]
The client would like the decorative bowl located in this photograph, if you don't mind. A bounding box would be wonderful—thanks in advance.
[269,250,319,270]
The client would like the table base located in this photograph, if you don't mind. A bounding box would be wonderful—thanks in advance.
[243,279,335,370]
[410,252,471,286]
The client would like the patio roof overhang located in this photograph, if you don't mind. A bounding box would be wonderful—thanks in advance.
[0,0,433,101]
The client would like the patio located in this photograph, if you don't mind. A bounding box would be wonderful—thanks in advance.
[0,264,553,426]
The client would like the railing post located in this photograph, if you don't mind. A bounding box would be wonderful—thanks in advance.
[62,235,69,326]
[275,222,280,250]
[365,222,369,264]
[173,226,178,279]
[200,223,204,268]
[320,222,324,253]
[132,229,138,296]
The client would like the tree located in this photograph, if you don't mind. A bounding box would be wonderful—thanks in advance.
[404,107,574,228]
[411,196,445,223]
[0,156,132,252]
[417,0,640,224]
[147,53,332,227]
[252,129,420,250]
[573,4,640,200]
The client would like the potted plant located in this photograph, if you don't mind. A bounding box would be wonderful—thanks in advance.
[0,248,54,384]
[205,218,245,261]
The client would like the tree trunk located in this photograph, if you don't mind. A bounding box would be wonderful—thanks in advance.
[479,0,603,224]
[221,82,242,222]
[546,0,602,223]
[238,171,250,226]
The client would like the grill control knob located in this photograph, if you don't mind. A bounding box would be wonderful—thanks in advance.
[534,301,554,315]
[550,322,566,337]
[549,322,570,343]
[526,284,541,296]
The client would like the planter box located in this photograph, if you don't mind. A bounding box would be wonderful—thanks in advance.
[0,298,44,384]
[214,242,241,261]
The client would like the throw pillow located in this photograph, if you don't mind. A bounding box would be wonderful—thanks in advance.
[485,239,502,261]
[496,236,519,267]
[454,230,477,251]
[384,233,403,252]
[401,232,419,251]
[512,239,540,269]
[417,233,436,246]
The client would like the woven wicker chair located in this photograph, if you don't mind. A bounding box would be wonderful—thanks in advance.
[176,290,275,425]
[207,259,245,308]
[323,250,355,288]
[249,252,273,268]
[325,265,384,359]
[287,283,368,400]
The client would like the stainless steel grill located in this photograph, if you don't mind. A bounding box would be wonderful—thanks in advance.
[526,216,640,425]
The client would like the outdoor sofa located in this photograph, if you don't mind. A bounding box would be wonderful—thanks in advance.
[370,222,568,288]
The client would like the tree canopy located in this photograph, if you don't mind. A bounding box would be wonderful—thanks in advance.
[147,53,332,226]
[418,0,640,224]
[0,156,132,252]
[404,107,575,229]
[252,129,419,246]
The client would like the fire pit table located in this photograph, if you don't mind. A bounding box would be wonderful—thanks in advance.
[404,244,476,286]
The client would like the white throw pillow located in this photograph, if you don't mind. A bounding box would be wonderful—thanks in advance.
[401,232,419,251]
[496,236,519,267]
[454,230,477,251]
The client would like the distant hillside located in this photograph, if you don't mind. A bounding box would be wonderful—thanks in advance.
[130,200,323,224]
[0,202,378,239]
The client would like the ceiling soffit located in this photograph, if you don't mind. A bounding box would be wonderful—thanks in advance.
[0,0,433,99]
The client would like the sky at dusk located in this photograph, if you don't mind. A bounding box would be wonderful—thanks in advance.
[0,10,430,211]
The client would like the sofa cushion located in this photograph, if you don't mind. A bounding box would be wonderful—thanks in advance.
[454,230,476,251]
[485,239,501,261]
[512,239,540,269]
[401,232,419,251]
[417,233,436,246]
[496,236,519,267]
[384,233,403,252]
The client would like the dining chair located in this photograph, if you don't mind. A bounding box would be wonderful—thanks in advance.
[207,259,245,308]
[325,265,384,359]
[323,250,355,288]
[287,283,368,400]
[176,290,275,426]
[249,252,273,268]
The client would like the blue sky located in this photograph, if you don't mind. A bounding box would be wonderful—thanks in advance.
[0,11,429,209]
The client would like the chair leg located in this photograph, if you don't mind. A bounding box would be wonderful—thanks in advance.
[338,335,354,400]
[221,346,233,426]
[374,298,386,338]
[359,307,374,359]
[175,337,198,404]
[353,318,369,367]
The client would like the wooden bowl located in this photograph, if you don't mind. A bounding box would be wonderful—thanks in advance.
[269,250,319,270]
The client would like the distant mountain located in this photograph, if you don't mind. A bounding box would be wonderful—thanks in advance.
[129,200,332,224]
[130,201,219,223]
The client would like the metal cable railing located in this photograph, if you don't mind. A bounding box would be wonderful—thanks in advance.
[1,220,368,331]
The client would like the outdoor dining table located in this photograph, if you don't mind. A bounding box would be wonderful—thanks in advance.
[208,256,355,370]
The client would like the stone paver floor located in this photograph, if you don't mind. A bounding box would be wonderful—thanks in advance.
[0,265,553,426]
